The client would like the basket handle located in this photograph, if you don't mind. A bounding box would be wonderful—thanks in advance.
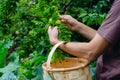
[47,41,65,68]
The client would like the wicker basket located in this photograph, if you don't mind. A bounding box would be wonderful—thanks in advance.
[42,42,92,80]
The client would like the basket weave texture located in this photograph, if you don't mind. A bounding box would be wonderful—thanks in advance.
[42,42,92,80]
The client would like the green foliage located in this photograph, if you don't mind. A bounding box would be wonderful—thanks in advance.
[0,40,13,68]
[0,52,19,79]
[0,72,17,80]
[78,10,107,26]
[0,0,112,79]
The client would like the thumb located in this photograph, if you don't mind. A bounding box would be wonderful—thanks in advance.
[60,16,67,23]
[59,15,67,20]
[48,26,52,33]
[54,26,58,30]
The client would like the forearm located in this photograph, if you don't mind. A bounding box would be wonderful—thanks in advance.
[51,33,110,61]
[60,15,96,40]
[52,40,92,60]
[75,22,97,40]
[48,26,110,62]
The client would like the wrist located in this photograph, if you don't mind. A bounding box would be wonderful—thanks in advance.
[73,22,81,31]
[50,39,60,45]
[74,22,83,32]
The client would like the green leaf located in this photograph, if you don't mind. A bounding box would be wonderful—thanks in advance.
[79,13,87,18]
[0,52,19,73]
[82,16,89,23]
[30,55,44,66]
[0,40,13,68]
[0,71,17,80]
[4,40,13,49]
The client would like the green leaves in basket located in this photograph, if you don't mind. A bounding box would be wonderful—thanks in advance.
[51,49,70,63]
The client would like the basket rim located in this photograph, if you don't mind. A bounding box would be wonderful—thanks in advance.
[42,58,89,72]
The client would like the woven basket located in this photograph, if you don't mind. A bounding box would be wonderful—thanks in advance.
[42,42,92,80]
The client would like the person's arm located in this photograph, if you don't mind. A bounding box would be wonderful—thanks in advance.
[48,26,110,62]
[75,22,97,40]
[60,15,96,40]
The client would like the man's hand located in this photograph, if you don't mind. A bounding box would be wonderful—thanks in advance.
[60,15,79,31]
[60,15,96,40]
[48,26,59,45]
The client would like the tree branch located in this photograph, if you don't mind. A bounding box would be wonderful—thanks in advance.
[61,0,73,14]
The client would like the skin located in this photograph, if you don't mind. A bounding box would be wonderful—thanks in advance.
[48,15,110,62]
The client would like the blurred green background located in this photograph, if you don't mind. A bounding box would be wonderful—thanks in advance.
[0,0,113,80]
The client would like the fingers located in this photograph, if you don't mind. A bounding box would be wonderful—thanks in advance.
[48,26,59,40]
[60,15,67,23]
[48,26,58,33]
[48,26,51,33]
[59,15,69,20]
[59,15,72,24]
[48,26,58,30]
[54,26,58,30]
[48,26,51,30]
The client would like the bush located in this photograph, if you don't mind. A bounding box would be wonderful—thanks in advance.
[0,0,112,79]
